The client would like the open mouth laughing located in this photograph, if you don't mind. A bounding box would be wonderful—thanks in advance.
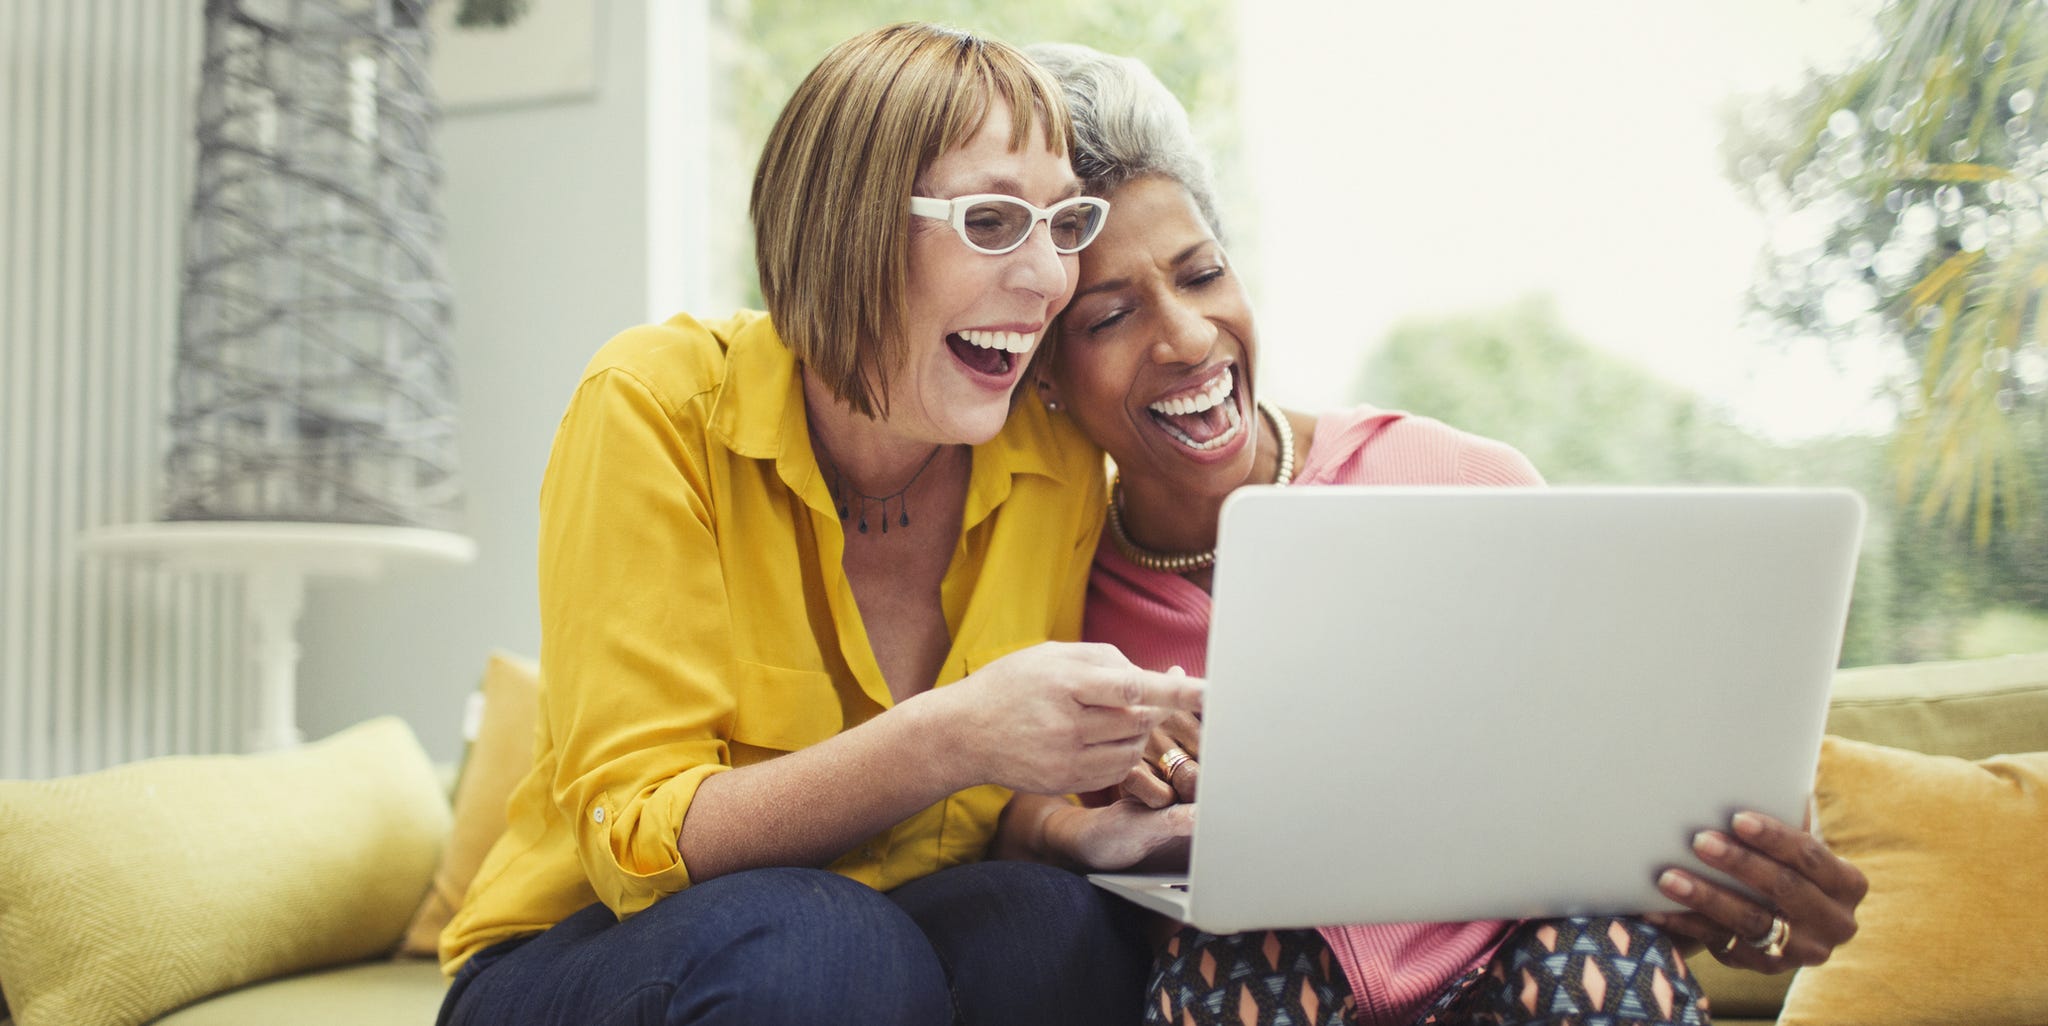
[1146,366,1247,453]
[946,328,1035,379]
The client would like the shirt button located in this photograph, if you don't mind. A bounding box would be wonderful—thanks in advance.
[592,807,605,824]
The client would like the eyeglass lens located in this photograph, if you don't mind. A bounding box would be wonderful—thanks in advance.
[963,198,1103,252]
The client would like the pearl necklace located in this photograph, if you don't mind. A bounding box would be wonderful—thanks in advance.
[1106,398,1294,574]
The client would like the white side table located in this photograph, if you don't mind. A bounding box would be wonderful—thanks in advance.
[79,521,477,751]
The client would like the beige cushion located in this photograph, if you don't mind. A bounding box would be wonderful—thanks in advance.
[0,718,449,1026]
[153,959,447,1026]
[400,651,542,957]
[1778,737,2048,1025]
[1823,651,2048,759]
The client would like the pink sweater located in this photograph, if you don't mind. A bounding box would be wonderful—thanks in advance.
[1084,405,1545,1026]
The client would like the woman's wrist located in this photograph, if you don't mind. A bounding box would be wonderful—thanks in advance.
[1037,801,1089,869]
[892,687,978,795]
[990,792,1079,867]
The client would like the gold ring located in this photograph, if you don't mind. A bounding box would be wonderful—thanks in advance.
[1747,915,1790,959]
[1158,747,1194,781]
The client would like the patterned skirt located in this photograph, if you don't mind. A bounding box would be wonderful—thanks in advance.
[1144,916,1711,1026]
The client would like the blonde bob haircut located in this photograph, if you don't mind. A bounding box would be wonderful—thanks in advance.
[751,23,1075,418]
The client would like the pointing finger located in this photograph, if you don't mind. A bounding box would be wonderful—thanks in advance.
[1077,669,1206,713]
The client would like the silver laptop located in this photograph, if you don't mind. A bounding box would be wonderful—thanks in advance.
[1089,486,1863,933]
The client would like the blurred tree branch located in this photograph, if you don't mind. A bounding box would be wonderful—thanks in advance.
[1725,0,2047,542]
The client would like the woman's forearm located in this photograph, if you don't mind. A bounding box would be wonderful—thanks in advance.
[676,691,970,882]
[991,792,1080,866]
[677,644,1199,882]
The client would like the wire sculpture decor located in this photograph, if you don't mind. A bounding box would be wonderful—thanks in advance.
[165,0,462,530]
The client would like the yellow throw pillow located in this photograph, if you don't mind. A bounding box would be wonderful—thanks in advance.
[1778,736,2048,1026]
[0,717,450,1026]
[399,651,542,957]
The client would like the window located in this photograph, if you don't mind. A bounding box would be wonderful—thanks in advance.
[705,1,2048,666]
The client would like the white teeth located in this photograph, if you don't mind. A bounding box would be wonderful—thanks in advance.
[1154,396,1244,451]
[1147,371,1234,416]
[957,329,1035,353]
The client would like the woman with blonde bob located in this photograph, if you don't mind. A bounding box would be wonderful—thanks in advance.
[436,24,1202,1026]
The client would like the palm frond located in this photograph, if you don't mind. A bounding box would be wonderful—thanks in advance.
[1906,161,2013,181]
[1905,250,1982,312]
[1773,0,2048,544]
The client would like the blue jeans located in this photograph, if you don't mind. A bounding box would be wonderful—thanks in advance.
[438,861,1150,1026]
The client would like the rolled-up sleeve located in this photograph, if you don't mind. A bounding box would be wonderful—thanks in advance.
[537,365,735,916]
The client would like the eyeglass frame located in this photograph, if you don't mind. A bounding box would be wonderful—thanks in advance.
[907,193,1112,255]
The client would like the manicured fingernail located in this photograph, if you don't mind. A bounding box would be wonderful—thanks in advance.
[1733,812,1764,838]
[1659,870,1693,897]
[1693,831,1728,858]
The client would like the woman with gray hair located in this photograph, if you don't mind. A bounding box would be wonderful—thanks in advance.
[1026,41,1869,1026]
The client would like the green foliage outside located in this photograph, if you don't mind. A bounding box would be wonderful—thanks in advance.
[1957,605,2048,657]
[1358,297,1795,488]
[705,0,1242,308]
[1358,1,2048,667]
[1724,0,2048,541]
[1354,297,2048,667]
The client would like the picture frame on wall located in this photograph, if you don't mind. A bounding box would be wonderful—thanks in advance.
[430,0,600,112]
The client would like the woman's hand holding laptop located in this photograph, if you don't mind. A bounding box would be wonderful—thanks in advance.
[1646,808,1870,971]
[1047,790,1197,873]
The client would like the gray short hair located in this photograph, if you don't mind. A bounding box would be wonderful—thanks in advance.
[1026,43,1222,238]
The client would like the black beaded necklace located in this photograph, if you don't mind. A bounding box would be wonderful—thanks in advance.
[816,443,944,535]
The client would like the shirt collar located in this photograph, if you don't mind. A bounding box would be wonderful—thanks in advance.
[707,312,805,461]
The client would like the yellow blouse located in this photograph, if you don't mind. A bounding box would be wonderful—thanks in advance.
[441,311,1106,972]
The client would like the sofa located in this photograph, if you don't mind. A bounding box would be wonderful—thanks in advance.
[3,650,2045,1026]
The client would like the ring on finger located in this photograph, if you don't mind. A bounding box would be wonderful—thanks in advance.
[1719,932,1741,955]
[1159,747,1194,781]
[1746,915,1791,959]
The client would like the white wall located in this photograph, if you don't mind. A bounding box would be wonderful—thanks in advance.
[297,0,707,762]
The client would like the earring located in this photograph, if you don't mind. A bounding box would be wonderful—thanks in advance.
[1037,380,1060,412]
[1044,398,1061,412]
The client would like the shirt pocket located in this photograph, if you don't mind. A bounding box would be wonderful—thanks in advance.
[729,659,844,752]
